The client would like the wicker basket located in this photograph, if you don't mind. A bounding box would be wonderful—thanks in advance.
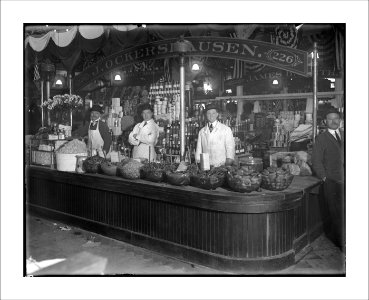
[226,172,262,193]
[165,171,190,186]
[101,162,118,176]
[190,174,225,190]
[261,173,294,191]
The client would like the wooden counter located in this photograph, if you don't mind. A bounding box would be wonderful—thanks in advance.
[26,166,323,272]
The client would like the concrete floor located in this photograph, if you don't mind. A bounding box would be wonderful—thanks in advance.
[25,213,345,275]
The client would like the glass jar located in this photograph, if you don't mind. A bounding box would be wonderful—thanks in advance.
[240,156,263,173]
[75,155,88,173]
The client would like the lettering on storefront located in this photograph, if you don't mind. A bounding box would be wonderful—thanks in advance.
[74,37,310,91]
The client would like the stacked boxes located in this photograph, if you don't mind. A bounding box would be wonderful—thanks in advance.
[108,98,122,136]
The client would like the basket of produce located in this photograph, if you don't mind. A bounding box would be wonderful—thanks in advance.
[141,162,166,183]
[100,161,119,176]
[165,162,191,186]
[261,167,294,191]
[190,165,227,190]
[117,159,144,180]
[226,166,262,193]
[55,139,88,172]
[82,155,106,174]
[165,171,190,186]
[32,150,54,166]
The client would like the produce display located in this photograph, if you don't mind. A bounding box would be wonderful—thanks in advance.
[32,151,53,166]
[141,162,166,183]
[189,165,228,190]
[282,163,300,175]
[270,151,312,176]
[83,155,106,174]
[226,165,262,193]
[165,171,190,186]
[100,161,119,176]
[118,159,144,180]
[261,167,294,191]
[56,139,87,154]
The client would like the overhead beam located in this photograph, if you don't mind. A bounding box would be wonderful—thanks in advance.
[193,91,344,103]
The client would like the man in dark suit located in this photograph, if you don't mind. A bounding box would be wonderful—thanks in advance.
[312,107,345,251]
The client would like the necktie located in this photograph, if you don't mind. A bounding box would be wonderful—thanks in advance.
[143,121,147,127]
[209,123,213,133]
[335,131,341,146]
[90,121,97,129]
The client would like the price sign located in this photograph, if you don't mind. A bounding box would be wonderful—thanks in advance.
[110,151,120,163]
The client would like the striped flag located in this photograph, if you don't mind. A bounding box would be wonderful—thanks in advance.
[230,25,264,78]
[230,32,244,79]
[33,55,40,81]
[163,58,171,82]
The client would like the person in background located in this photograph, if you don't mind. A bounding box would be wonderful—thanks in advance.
[129,103,159,162]
[312,107,344,252]
[195,104,235,167]
[73,104,112,158]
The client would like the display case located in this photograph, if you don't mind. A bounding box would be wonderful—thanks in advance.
[28,138,70,168]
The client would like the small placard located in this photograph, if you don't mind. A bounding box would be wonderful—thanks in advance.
[48,134,59,140]
[200,153,210,171]
[110,151,120,163]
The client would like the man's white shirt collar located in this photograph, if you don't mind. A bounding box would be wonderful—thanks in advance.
[90,118,100,125]
[140,119,153,127]
[328,128,341,138]
[208,120,218,127]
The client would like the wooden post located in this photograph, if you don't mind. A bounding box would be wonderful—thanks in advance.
[46,80,51,126]
[40,80,44,127]
[236,85,244,124]
[312,42,318,143]
[180,55,186,161]
[68,72,73,128]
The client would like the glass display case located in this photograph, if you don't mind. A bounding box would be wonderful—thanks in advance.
[28,138,70,168]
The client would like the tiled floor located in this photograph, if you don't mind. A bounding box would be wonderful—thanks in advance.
[25,214,345,275]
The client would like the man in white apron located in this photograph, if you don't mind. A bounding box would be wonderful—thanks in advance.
[129,103,159,162]
[195,104,235,167]
[88,105,112,158]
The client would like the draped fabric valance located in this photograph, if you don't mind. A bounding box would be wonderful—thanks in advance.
[25,25,107,51]
[24,24,237,72]
[25,24,343,75]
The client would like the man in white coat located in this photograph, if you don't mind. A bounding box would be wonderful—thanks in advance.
[129,103,159,162]
[195,104,235,167]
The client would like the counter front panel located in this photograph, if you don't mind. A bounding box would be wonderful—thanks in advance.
[26,166,323,272]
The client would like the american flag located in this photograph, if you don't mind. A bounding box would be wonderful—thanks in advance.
[230,32,244,79]
[33,55,40,81]
[159,58,171,83]
[230,25,264,78]
[163,58,171,82]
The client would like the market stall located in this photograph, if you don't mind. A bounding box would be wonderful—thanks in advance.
[25,24,344,272]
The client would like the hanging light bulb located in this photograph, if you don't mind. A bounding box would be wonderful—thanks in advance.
[55,79,63,86]
[191,63,200,71]
[114,74,122,81]
[272,79,279,85]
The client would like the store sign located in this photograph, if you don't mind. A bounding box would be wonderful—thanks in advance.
[74,37,310,91]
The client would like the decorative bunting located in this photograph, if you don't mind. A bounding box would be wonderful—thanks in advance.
[273,25,298,48]
[33,55,40,81]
